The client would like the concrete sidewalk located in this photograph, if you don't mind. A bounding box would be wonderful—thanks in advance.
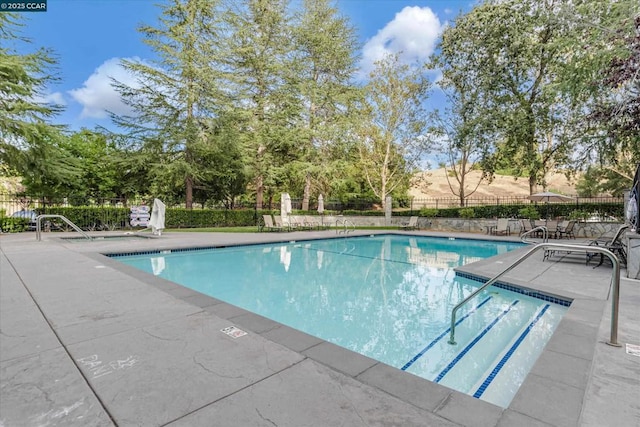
[1,231,638,426]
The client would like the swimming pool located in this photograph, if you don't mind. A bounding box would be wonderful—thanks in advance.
[113,235,569,407]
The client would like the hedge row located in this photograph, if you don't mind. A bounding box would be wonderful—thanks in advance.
[417,202,623,219]
[31,206,271,229]
[2,202,624,232]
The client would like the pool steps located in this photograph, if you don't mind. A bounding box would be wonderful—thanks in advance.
[404,296,562,407]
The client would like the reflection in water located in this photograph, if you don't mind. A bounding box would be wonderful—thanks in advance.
[279,245,291,271]
[316,250,324,270]
[122,236,531,376]
[150,256,165,275]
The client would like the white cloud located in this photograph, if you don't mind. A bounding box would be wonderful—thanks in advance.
[68,57,142,119]
[360,6,444,77]
[34,91,66,106]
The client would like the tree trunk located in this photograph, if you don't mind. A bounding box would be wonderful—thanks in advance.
[256,175,263,210]
[302,173,311,211]
[185,176,193,209]
[458,169,466,207]
[529,175,537,196]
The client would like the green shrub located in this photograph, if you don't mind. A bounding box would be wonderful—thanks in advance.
[518,206,540,219]
[0,217,29,232]
[569,210,589,220]
[419,208,439,217]
[459,208,475,219]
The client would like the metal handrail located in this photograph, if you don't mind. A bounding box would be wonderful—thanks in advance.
[36,215,92,241]
[520,226,548,244]
[335,219,355,234]
[448,242,621,347]
[344,220,355,234]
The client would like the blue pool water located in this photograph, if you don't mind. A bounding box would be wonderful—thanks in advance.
[113,235,569,407]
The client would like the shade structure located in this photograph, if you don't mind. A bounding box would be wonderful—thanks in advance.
[527,192,574,203]
[527,192,573,222]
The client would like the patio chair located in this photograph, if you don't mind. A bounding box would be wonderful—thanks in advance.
[289,215,312,230]
[262,214,283,232]
[557,220,576,239]
[491,218,510,235]
[304,215,326,230]
[273,215,291,231]
[519,219,531,235]
[586,224,628,267]
[399,216,418,231]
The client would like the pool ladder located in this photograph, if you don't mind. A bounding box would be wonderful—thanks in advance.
[35,214,92,241]
[520,226,549,244]
[335,218,355,234]
[448,242,621,347]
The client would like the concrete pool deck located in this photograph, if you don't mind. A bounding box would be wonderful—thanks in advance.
[0,230,638,426]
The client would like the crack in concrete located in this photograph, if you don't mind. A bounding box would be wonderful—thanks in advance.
[255,407,278,426]
[192,353,244,379]
[141,328,181,342]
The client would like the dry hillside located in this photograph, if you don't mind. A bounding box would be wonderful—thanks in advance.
[410,168,578,200]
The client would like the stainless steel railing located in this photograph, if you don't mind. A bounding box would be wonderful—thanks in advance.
[36,215,92,241]
[448,242,621,347]
[520,226,548,244]
[335,218,355,234]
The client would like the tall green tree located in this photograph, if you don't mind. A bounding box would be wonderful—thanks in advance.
[582,8,639,186]
[431,89,492,207]
[190,114,247,208]
[438,0,577,194]
[0,13,77,192]
[223,0,299,209]
[357,53,431,209]
[112,0,226,209]
[57,129,120,202]
[290,0,361,210]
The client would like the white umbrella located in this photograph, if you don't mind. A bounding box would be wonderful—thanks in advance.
[280,193,292,226]
[149,198,166,235]
[317,194,324,227]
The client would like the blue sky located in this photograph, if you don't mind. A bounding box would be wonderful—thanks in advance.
[18,0,472,131]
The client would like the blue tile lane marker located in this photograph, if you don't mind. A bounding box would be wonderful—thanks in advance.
[473,304,551,399]
[401,296,493,371]
[434,299,520,383]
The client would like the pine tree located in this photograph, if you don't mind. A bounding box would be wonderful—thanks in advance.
[0,13,69,181]
[291,0,361,210]
[112,0,226,208]
[222,0,299,209]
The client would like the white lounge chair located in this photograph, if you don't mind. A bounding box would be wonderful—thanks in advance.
[399,216,418,231]
[262,215,283,232]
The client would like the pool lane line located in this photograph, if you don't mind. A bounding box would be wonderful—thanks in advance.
[473,304,551,399]
[434,299,520,383]
[401,296,493,371]
[303,245,418,265]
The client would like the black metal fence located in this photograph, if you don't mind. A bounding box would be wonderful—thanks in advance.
[0,194,624,213]
[407,195,624,210]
